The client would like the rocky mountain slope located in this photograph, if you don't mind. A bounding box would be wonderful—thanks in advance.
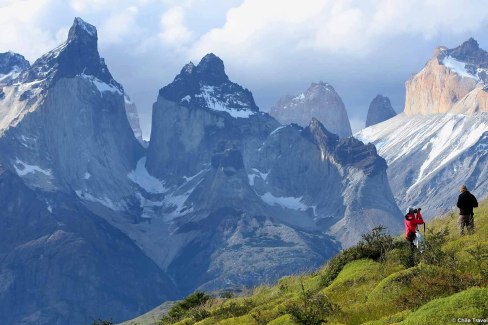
[365,94,397,127]
[357,38,488,216]
[269,81,352,137]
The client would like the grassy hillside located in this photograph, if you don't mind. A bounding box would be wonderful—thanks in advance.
[121,200,488,325]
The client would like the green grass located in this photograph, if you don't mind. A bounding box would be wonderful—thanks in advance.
[129,199,488,325]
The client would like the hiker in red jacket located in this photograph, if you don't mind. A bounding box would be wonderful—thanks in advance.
[404,208,424,247]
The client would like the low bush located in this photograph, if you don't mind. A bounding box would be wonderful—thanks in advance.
[321,226,394,287]
[159,291,212,324]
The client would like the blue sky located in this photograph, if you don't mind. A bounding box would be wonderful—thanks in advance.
[1,0,488,137]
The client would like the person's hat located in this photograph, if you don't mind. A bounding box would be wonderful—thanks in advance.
[406,207,414,214]
[460,185,467,192]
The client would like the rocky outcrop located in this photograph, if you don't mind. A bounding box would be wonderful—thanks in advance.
[405,38,488,115]
[0,51,30,85]
[366,95,397,127]
[269,81,352,137]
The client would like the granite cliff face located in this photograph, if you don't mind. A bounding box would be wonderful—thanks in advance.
[405,38,488,115]
[365,95,397,127]
[0,17,144,202]
[269,81,352,137]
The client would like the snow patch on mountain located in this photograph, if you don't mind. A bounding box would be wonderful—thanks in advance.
[79,74,122,96]
[442,56,480,81]
[260,192,309,211]
[196,85,256,118]
[75,190,124,211]
[14,159,51,176]
[128,157,167,194]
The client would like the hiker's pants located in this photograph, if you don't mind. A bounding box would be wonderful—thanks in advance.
[458,214,474,235]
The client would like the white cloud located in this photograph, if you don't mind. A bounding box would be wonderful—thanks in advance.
[99,6,142,43]
[159,6,193,45]
[191,0,488,61]
[0,0,62,61]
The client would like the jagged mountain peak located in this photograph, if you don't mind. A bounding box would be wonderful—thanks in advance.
[181,61,196,75]
[365,94,396,127]
[309,81,334,91]
[304,117,339,151]
[20,17,120,90]
[157,53,259,118]
[68,17,98,44]
[304,117,385,175]
[441,37,488,67]
[196,53,228,84]
[0,51,30,75]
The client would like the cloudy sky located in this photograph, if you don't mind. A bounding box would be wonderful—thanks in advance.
[1,0,488,138]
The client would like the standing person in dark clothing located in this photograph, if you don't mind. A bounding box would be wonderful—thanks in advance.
[457,185,478,235]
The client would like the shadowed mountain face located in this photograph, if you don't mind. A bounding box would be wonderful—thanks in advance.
[365,95,397,127]
[0,17,402,324]
[0,167,177,325]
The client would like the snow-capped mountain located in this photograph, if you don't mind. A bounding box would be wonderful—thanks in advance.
[365,95,397,127]
[358,38,488,217]
[269,81,352,137]
[405,38,488,116]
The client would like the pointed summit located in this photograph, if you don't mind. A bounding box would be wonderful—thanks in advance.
[157,53,258,116]
[68,17,98,42]
[196,53,228,84]
[21,17,120,90]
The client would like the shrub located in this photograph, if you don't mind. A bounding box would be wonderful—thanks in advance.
[321,226,394,287]
[211,299,255,319]
[159,291,212,324]
[286,280,338,324]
